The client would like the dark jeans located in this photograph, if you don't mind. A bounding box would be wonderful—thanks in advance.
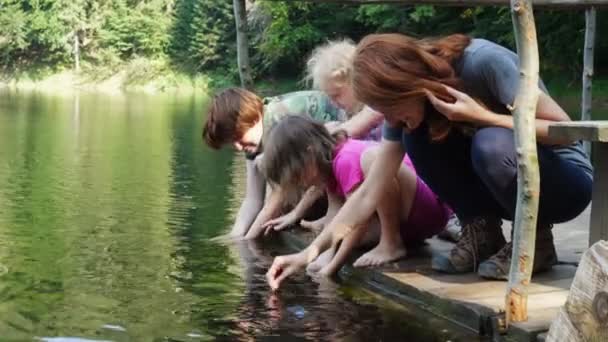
[403,125,592,226]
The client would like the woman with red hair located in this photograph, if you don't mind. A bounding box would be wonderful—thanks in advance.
[267,33,592,289]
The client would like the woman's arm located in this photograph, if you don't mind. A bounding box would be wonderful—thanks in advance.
[426,86,573,145]
[484,91,571,145]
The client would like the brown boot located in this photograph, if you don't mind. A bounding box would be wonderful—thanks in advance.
[432,216,506,273]
[478,224,558,280]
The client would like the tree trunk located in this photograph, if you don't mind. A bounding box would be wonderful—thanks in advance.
[233,0,253,89]
[505,0,541,325]
[74,33,80,73]
[546,241,608,341]
[581,7,596,154]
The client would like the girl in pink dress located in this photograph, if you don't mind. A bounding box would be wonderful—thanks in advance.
[261,115,450,278]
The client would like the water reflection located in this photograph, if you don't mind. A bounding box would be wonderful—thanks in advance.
[0,90,475,341]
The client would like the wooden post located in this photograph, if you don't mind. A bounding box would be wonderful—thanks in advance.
[505,0,541,325]
[589,142,608,245]
[233,0,253,89]
[581,7,596,154]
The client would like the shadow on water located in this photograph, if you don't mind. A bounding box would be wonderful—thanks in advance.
[0,90,478,341]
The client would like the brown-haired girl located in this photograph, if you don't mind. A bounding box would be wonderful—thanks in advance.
[261,115,450,281]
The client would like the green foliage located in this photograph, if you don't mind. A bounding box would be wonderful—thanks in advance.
[356,5,404,31]
[0,0,607,86]
[99,0,170,58]
[253,1,365,76]
[169,0,235,72]
[0,0,72,68]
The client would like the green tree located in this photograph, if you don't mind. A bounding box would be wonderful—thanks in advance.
[169,0,235,72]
[99,0,170,58]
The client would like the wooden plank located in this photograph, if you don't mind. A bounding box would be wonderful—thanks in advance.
[548,120,608,142]
[283,229,581,339]
[590,142,608,244]
[431,278,572,302]
[384,268,573,297]
[477,290,569,312]
[298,0,608,8]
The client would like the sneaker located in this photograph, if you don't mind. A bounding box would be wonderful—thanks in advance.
[478,224,558,280]
[432,216,506,273]
[437,213,462,243]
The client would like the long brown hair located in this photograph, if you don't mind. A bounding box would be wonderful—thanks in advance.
[352,33,471,141]
[261,115,346,193]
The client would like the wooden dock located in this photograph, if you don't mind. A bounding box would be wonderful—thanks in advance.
[281,206,592,341]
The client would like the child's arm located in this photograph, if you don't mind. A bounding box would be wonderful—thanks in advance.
[336,107,383,138]
[231,159,266,237]
[262,186,325,234]
[300,192,341,231]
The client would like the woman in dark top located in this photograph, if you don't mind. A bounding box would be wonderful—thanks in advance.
[266,33,592,289]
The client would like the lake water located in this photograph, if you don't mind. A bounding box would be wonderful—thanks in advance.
[0,90,478,341]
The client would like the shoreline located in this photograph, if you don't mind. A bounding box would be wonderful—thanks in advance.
[0,69,211,96]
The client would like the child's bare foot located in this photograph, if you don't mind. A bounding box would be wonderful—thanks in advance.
[353,241,407,267]
[300,219,324,232]
[306,249,334,273]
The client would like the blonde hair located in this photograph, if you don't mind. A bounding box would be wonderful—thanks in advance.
[306,39,356,90]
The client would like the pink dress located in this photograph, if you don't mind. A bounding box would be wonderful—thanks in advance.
[328,139,450,243]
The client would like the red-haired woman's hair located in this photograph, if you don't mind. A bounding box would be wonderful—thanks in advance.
[202,87,264,149]
[352,33,471,141]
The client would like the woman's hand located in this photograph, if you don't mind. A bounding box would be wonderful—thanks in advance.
[266,252,308,290]
[262,210,300,235]
[426,85,495,125]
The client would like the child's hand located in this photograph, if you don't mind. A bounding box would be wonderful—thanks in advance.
[266,252,308,291]
[262,211,300,235]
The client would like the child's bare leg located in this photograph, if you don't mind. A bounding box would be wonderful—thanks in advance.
[354,156,416,267]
